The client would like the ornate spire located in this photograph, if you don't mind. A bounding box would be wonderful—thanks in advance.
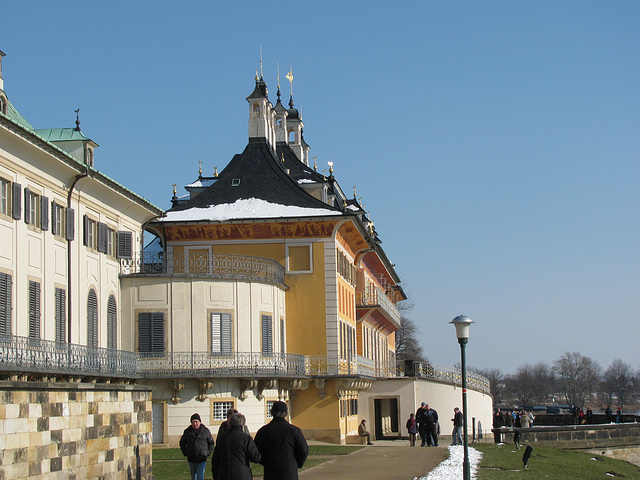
[74,108,81,131]
[286,68,294,107]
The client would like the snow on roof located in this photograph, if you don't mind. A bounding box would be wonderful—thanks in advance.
[160,197,343,222]
[297,179,317,184]
[346,204,361,211]
[186,178,216,188]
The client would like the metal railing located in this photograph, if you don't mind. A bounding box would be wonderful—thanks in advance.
[355,284,402,327]
[138,352,306,378]
[0,334,139,377]
[305,354,393,378]
[120,252,286,286]
[398,360,491,395]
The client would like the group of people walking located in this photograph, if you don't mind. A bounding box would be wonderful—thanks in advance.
[179,401,309,480]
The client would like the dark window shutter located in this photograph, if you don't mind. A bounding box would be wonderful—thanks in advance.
[107,295,117,350]
[28,280,40,339]
[138,312,151,353]
[55,288,66,343]
[11,183,21,220]
[51,201,57,236]
[24,188,31,224]
[0,272,12,336]
[211,313,232,354]
[151,312,164,353]
[87,289,98,347]
[221,313,232,354]
[280,317,285,353]
[40,195,49,231]
[139,312,164,354]
[83,215,90,246]
[97,222,108,253]
[117,231,133,259]
[66,208,75,241]
[261,314,273,355]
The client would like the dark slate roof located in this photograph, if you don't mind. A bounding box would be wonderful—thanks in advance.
[247,78,269,100]
[275,142,324,184]
[167,138,343,214]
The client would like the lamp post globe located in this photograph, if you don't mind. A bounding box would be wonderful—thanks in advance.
[451,315,473,480]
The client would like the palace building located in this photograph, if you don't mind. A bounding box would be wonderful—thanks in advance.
[129,73,407,444]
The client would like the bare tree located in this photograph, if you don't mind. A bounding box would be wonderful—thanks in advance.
[395,316,428,362]
[472,367,505,406]
[504,362,553,406]
[601,359,635,410]
[553,352,601,408]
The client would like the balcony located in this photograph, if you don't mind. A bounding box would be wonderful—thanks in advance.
[356,284,402,333]
[0,334,399,382]
[138,352,306,378]
[120,252,286,287]
[0,335,139,379]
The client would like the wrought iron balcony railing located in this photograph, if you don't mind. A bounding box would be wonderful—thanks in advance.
[398,360,491,395]
[138,351,306,378]
[304,354,394,378]
[355,284,402,327]
[0,335,139,378]
[121,252,286,286]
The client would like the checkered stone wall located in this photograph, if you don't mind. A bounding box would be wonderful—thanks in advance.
[0,382,153,480]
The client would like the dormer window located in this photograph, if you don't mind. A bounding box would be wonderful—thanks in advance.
[0,93,7,115]
[253,103,261,118]
[231,179,241,187]
[84,146,94,167]
[276,116,283,127]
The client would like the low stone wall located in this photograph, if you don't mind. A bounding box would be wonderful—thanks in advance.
[493,422,640,448]
[0,381,153,480]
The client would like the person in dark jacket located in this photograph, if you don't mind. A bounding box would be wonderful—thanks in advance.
[217,408,251,440]
[415,402,428,446]
[425,404,439,446]
[212,413,261,480]
[406,413,418,446]
[254,401,308,480]
[451,407,463,445]
[180,413,215,480]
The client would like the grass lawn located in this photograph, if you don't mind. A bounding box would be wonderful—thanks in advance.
[475,443,640,479]
[152,445,362,480]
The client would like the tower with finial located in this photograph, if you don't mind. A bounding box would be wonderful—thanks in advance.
[285,67,306,164]
[273,63,289,143]
[246,49,276,149]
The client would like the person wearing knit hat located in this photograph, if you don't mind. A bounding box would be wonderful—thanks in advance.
[179,412,214,480]
[254,401,309,479]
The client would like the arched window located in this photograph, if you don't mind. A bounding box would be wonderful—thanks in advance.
[253,103,260,118]
[288,129,296,143]
[87,289,98,347]
[107,295,117,350]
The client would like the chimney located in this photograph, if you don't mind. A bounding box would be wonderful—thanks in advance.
[0,50,5,91]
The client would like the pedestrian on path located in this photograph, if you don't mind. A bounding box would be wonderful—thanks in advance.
[406,413,418,446]
[180,413,215,480]
[451,407,463,445]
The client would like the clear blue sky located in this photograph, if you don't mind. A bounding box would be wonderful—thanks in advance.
[3,1,639,373]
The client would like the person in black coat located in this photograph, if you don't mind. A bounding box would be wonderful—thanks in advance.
[212,413,261,480]
[425,404,439,447]
[415,402,427,446]
[254,401,309,480]
[179,413,215,480]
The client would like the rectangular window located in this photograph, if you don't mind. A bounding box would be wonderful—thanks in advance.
[212,401,234,421]
[261,314,273,356]
[0,178,10,216]
[138,312,165,354]
[55,287,66,343]
[266,400,275,419]
[28,280,41,340]
[0,272,12,336]
[84,215,97,249]
[210,312,232,355]
[107,227,116,257]
[25,189,41,227]
[52,202,65,237]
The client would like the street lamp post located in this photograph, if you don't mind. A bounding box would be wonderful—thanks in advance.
[451,315,474,480]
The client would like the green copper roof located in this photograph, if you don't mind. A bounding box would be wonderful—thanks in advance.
[3,94,35,131]
[35,127,98,145]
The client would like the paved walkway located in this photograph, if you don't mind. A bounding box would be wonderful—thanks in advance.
[299,441,448,480]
